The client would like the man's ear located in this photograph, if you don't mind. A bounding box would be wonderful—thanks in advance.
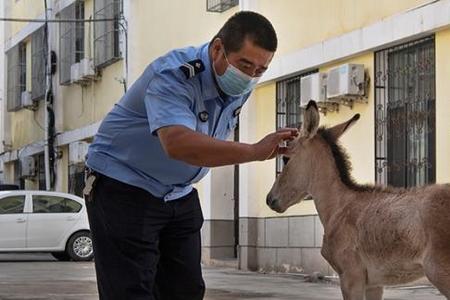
[301,100,320,139]
[327,114,360,140]
[210,38,222,61]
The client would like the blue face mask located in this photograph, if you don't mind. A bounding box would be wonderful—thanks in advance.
[213,49,261,97]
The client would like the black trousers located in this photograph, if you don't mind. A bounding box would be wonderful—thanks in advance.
[86,173,205,300]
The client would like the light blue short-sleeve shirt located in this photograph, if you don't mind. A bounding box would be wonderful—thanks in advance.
[86,43,250,201]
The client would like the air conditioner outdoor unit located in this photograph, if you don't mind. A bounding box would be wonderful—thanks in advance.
[326,63,365,99]
[69,141,90,165]
[20,156,36,178]
[70,62,81,84]
[79,58,96,80]
[21,91,36,110]
[300,73,327,107]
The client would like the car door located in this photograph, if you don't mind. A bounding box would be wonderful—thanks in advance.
[27,194,82,250]
[0,194,27,250]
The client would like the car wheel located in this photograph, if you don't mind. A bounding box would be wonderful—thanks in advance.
[67,231,94,261]
[51,252,71,261]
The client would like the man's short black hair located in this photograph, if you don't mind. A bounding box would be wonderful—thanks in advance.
[212,11,277,53]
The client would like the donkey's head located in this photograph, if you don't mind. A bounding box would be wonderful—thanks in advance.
[266,100,360,213]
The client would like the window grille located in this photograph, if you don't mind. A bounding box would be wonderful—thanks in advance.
[6,43,26,111]
[69,164,85,198]
[37,153,46,190]
[31,26,46,100]
[375,35,435,188]
[59,0,85,85]
[14,160,25,189]
[275,70,317,175]
[75,1,85,62]
[207,0,239,12]
[94,0,122,68]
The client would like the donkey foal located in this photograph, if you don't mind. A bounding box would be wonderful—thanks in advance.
[266,101,450,300]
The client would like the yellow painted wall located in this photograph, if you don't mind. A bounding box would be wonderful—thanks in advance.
[127,0,239,83]
[435,29,450,183]
[3,162,15,185]
[61,61,125,130]
[258,0,432,57]
[55,145,69,192]
[11,105,45,148]
[6,0,45,39]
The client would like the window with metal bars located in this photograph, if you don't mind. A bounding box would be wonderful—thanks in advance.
[37,153,46,190]
[94,0,122,68]
[13,161,25,189]
[68,164,85,198]
[275,70,317,175]
[6,43,26,112]
[207,0,239,12]
[59,0,85,85]
[31,26,46,100]
[375,35,435,188]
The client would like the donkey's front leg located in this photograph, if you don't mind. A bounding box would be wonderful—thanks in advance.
[365,286,383,300]
[339,270,366,300]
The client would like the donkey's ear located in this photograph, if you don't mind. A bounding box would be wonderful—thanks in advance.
[301,100,320,138]
[327,114,360,140]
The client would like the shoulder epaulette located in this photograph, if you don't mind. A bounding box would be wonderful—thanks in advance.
[179,59,205,79]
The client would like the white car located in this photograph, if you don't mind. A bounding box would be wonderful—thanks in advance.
[0,190,93,261]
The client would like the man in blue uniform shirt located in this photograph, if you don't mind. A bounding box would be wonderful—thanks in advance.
[85,11,297,300]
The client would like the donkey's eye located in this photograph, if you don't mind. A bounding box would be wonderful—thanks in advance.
[282,156,290,166]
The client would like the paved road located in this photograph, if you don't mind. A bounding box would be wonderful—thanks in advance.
[0,254,444,299]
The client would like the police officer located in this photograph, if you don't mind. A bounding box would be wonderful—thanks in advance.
[85,11,297,300]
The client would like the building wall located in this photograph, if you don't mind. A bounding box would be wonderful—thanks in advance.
[238,0,450,274]
[1,0,242,263]
[2,0,450,276]
[435,28,450,183]
[258,0,431,56]
[126,0,238,83]
[0,0,4,183]
[6,0,44,39]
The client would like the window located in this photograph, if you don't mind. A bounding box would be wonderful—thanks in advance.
[375,36,435,188]
[13,161,25,189]
[59,0,85,85]
[32,195,82,213]
[69,164,85,198]
[31,26,46,100]
[0,196,25,214]
[94,0,122,68]
[6,43,26,111]
[75,1,85,63]
[275,71,317,175]
[207,0,239,12]
[36,153,45,190]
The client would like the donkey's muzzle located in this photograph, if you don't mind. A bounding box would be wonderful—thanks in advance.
[266,194,281,212]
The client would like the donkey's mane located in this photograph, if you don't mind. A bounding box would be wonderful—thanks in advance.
[317,127,398,194]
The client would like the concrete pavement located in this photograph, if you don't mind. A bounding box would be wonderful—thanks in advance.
[204,268,443,300]
[0,254,444,299]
